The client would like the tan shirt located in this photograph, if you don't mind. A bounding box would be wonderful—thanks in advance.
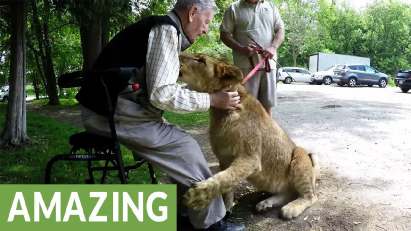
[220,0,284,69]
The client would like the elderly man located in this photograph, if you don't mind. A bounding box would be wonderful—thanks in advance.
[77,0,245,230]
[220,0,285,116]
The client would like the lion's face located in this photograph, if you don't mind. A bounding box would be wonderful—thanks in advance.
[179,53,243,93]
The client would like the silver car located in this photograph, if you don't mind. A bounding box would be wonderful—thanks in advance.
[310,65,338,85]
[278,67,312,84]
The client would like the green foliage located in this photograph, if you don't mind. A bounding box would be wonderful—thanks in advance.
[187,21,232,61]
[1,0,410,97]
[364,1,411,74]
[274,0,411,76]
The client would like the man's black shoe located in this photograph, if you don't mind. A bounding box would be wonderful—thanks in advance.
[205,220,246,231]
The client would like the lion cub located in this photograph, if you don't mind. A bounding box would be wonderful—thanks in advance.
[179,53,318,219]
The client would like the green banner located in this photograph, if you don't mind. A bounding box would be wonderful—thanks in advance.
[0,185,176,231]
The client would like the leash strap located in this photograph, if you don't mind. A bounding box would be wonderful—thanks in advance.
[242,57,269,84]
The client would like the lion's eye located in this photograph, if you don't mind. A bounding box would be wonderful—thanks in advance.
[194,57,206,65]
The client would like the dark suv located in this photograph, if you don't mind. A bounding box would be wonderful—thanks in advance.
[395,70,411,93]
[333,64,388,88]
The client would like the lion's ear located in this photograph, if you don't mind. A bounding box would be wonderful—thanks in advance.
[215,63,243,81]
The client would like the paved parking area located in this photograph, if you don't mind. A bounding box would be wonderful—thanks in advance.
[256,83,411,230]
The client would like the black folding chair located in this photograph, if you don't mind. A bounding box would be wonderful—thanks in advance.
[44,69,157,184]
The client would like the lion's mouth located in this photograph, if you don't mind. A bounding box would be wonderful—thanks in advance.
[178,71,183,81]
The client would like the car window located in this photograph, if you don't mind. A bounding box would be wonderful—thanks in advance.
[349,65,365,71]
[365,66,375,73]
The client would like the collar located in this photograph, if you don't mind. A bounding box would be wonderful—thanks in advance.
[168,10,192,51]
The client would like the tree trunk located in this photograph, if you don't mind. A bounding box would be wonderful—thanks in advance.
[27,39,45,100]
[80,16,103,71]
[31,0,59,105]
[42,0,59,105]
[101,17,109,49]
[292,47,298,67]
[1,0,29,146]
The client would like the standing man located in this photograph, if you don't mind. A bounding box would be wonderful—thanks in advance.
[220,0,285,116]
[78,0,245,230]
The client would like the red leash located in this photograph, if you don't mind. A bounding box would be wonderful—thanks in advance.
[241,57,269,84]
[242,36,271,85]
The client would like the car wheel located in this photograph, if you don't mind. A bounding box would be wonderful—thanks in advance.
[3,96,8,102]
[378,78,387,88]
[323,76,332,85]
[348,78,357,87]
[284,77,292,84]
[401,87,410,93]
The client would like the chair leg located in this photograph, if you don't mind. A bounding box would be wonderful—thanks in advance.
[44,156,60,183]
[114,148,127,184]
[100,160,110,184]
[87,160,95,184]
[148,163,157,184]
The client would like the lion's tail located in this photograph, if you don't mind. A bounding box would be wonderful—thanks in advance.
[308,152,320,184]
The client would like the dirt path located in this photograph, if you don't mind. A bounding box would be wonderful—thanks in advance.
[29,84,411,230]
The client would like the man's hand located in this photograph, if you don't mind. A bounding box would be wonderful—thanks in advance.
[238,44,258,57]
[263,46,277,60]
[210,90,241,110]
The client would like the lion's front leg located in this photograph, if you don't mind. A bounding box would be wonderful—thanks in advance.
[184,155,261,210]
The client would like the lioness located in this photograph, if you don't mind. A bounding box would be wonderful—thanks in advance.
[179,53,318,219]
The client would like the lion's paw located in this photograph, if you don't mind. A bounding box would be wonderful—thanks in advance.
[183,180,218,210]
[256,200,274,212]
[280,203,303,220]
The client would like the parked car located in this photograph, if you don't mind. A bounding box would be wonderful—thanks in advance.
[310,65,337,85]
[0,85,8,102]
[278,67,311,84]
[333,64,388,88]
[395,70,411,93]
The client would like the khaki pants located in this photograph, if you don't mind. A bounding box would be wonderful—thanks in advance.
[242,68,277,110]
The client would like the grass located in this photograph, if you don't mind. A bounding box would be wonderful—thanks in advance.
[163,111,209,128]
[0,100,209,184]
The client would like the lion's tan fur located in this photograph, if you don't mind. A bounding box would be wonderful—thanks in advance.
[179,53,318,219]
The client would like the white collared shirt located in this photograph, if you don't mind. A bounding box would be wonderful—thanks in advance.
[145,24,210,113]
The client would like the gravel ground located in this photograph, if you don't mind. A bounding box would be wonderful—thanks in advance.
[227,84,411,231]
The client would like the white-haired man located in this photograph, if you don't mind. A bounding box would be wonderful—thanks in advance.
[78,0,245,230]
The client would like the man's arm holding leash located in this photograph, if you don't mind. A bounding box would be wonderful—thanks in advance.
[265,26,285,60]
